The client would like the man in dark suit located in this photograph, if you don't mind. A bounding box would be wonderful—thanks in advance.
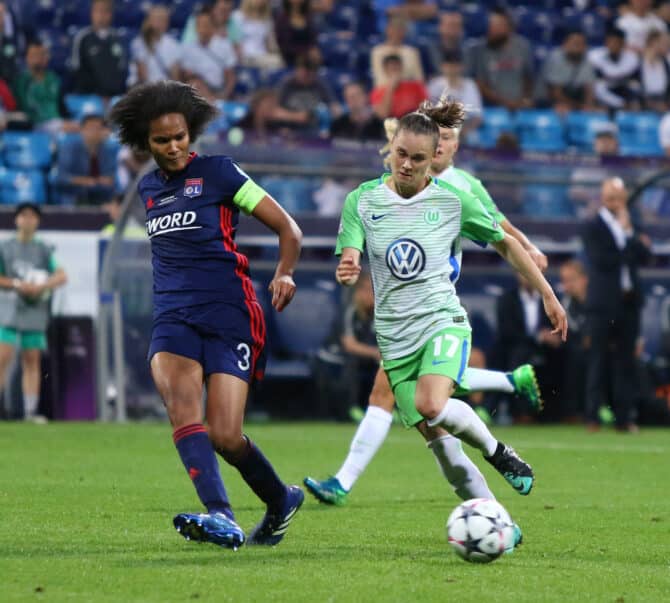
[495,274,564,421]
[581,177,651,432]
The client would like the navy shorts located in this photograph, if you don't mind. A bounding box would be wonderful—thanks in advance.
[148,301,266,382]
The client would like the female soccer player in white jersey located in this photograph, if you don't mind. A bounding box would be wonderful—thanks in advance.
[305,100,567,515]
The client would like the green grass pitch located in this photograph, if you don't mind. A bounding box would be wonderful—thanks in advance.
[1,422,669,602]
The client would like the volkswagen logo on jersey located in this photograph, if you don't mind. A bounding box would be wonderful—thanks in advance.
[385,238,426,281]
[184,178,203,198]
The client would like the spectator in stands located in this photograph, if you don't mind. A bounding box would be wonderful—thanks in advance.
[231,0,283,69]
[181,6,237,100]
[371,15,424,87]
[116,146,152,193]
[659,110,670,155]
[274,0,319,68]
[559,259,590,423]
[370,54,428,119]
[56,114,117,206]
[71,0,128,99]
[581,177,652,432]
[616,0,666,52]
[634,29,670,112]
[0,75,15,111]
[588,25,640,110]
[0,1,21,83]
[330,81,385,142]
[13,41,70,133]
[0,202,67,423]
[277,52,339,129]
[593,121,620,155]
[127,4,181,87]
[494,274,565,422]
[237,87,311,138]
[428,12,465,75]
[466,8,534,110]
[182,0,242,47]
[427,49,482,136]
[540,29,597,113]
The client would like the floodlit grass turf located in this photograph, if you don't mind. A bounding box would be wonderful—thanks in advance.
[1,423,669,603]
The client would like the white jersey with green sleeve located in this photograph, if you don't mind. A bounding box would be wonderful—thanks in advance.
[336,174,505,360]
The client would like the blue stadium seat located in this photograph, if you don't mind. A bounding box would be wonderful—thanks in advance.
[321,4,359,33]
[565,111,612,150]
[64,94,106,120]
[34,2,58,29]
[515,109,566,152]
[616,111,663,157]
[468,107,515,149]
[0,168,47,204]
[514,9,556,45]
[462,5,488,38]
[257,176,317,214]
[521,184,574,218]
[234,67,262,98]
[59,1,91,28]
[38,28,72,74]
[169,0,198,29]
[113,0,145,28]
[319,67,354,103]
[1,131,53,170]
[318,32,356,69]
[561,9,606,46]
[218,100,249,125]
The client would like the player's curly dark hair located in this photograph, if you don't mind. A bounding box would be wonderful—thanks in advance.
[108,81,219,151]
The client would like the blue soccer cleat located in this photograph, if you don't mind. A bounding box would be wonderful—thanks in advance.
[303,476,349,506]
[504,522,524,554]
[247,485,304,546]
[173,512,245,550]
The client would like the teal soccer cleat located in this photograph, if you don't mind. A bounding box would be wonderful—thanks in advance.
[510,364,543,411]
[303,476,349,506]
[173,512,245,550]
[486,444,534,495]
[504,522,524,554]
[247,485,304,546]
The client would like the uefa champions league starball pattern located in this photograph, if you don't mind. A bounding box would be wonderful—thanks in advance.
[446,498,515,563]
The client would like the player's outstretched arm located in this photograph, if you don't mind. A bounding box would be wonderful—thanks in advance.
[252,195,303,312]
[336,248,362,286]
[492,234,568,341]
[501,219,548,272]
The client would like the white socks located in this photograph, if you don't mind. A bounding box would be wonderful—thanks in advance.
[428,435,495,500]
[464,368,514,393]
[23,393,39,417]
[427,398,498,457]
[335,406,393,491]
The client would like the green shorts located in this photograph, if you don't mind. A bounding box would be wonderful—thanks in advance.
[0,326,47,350]
[383,326,472,428]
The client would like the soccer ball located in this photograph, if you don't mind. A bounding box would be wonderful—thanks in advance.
[446,498,515,563]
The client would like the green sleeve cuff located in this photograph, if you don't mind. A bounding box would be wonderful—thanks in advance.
[233,179,267,215]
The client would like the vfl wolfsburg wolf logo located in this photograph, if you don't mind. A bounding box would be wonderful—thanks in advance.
[386,238,426,281]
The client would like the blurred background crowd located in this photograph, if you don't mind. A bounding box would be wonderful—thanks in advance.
[0,0,669,429]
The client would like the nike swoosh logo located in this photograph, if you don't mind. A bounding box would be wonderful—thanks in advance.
[432,360,449,366]
[371,214,387,221]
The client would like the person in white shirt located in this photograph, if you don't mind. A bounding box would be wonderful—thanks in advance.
[370,15,424,87]
[427,49,481,136]
[659,111,670,154]
[128,5,181,87]
[231,0,283,69]
[180,6,237,99]
[616,0,667,52]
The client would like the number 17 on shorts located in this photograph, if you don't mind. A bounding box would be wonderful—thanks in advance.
[422,326,472,384]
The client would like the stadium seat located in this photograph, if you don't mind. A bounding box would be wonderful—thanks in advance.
[234,67,262,98]
[468,107,515,149]
[38,28,72,74]
[218,100,249,126]
[263,278,340,378]
[561,9,606,46]
[257,176,317,214]
[565,111,612,151]
[318,32,356,69]
[112,0,145,28]
[321,3,359,33]
[1,131,53,170]
[514,8,556,45]
[521,184,574,218]
[64,94,106,120]
[515,110,566,152]
[462,5,488,38]
[169,0,198,29]
[319,67,354,103]
[0,168,47,204]
[616,111,663,157]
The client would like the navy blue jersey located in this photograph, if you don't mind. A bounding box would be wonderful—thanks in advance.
[137,153,267,318]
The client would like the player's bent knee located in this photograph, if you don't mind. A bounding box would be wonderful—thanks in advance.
[164,398,202,428]
[209,425,244,456]
[414,395,443,420]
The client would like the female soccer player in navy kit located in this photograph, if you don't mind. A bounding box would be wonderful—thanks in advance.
[110,81,304,549]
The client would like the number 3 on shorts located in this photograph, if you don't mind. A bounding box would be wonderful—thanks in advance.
[237,343,251,371]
